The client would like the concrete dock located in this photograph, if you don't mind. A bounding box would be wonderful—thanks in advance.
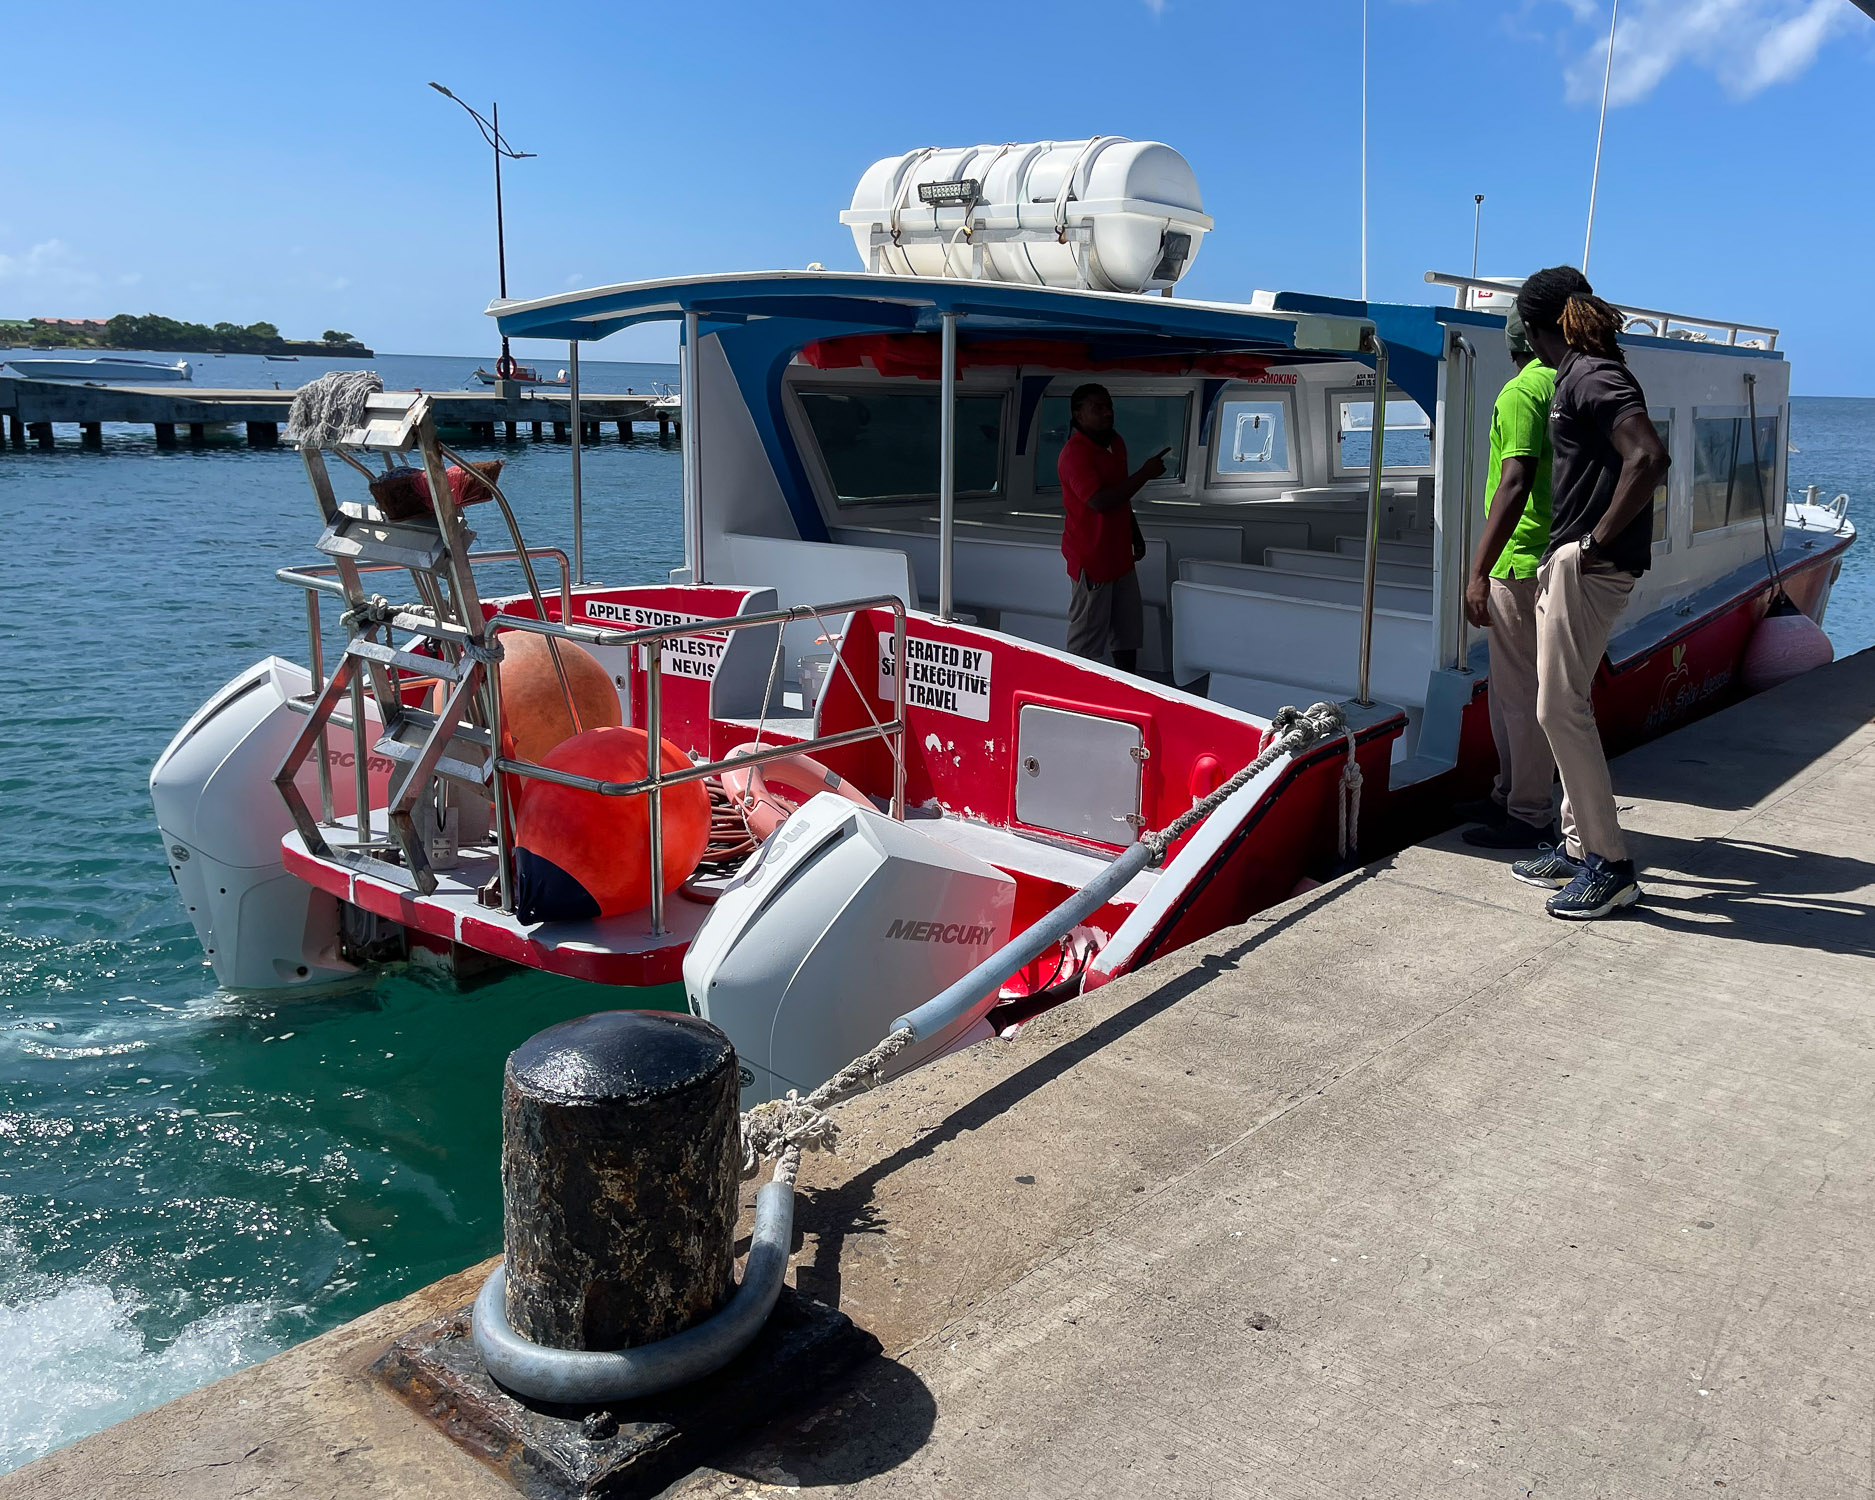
[6,650,1872,1498]
[0,377,679,449]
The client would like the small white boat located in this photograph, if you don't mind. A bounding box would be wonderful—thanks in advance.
[471,364,568,387]
[4,355,192,383]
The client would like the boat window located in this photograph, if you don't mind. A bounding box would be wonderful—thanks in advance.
[1692,411,1778,535]
[1652,416,1671,545]
[1210,395,1295,481]
[799,389,1006,507]
[1034,393,1190,489]
[1333,389,1432,474]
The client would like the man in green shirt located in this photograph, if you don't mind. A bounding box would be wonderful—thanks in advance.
[1460,305,1557,849]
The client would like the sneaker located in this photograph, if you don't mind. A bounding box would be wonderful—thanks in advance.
[1546,855,1642,920]
[1463,816,1556,850]
[1453,795,1508,826]
[1511,846,1584,889]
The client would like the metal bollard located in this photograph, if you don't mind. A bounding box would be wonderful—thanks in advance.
[500,1010,741,1352]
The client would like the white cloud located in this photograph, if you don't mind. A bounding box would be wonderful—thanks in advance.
[0,238,101,291]
[1142,0,1167,14]
[1563,0,1857,105]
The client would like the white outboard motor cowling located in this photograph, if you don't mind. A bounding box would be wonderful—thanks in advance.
[685,796,1016,1108]
[150,657,381,989]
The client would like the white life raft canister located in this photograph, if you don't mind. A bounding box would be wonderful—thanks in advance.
[842,138,1212,295]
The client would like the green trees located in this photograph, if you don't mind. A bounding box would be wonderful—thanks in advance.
[10,315,371,355]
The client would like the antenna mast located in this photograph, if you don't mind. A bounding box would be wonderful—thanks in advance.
[1583,0,1619,275]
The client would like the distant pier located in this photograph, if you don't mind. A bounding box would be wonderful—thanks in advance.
[0,378,681,450]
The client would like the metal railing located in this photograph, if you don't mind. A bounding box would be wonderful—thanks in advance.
[280,558,909,938]
[1423,271,1780,350]
[279,548,572,829]
[488,594,908,935]
[1449,334,1478,673]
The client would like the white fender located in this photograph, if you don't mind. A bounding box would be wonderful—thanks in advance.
[150,657,386,989]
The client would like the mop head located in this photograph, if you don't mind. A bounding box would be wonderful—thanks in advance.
[287,369,385,449]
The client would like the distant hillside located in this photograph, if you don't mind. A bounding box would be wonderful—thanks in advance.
[1,314,373,358]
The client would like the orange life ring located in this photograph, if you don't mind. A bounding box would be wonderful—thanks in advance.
[720,743,871,840]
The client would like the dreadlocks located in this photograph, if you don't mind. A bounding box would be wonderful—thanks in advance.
[1516,265,1627,363]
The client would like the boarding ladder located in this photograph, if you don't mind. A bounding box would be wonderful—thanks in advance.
[273,392,514,900]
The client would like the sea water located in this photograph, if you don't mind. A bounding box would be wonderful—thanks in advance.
[0,375,1870,1473]
[0,352,686,1472]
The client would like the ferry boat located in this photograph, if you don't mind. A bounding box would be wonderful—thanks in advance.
[151,139,1853,1105]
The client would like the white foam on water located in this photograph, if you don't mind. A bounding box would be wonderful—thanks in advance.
[0,1276,283,1473]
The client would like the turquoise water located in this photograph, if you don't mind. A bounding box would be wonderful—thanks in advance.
[0,381,1868,1473]
[0,354,686,1471]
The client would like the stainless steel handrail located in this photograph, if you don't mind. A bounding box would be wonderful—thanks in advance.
[1355,336,1389,707]
[285,575,911,927]
[1450,334,1477,672]
[279,548,573,620]
[1423,270,1779,349]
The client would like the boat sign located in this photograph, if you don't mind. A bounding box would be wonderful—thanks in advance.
[878,634,992,721]
[582,601,727,681]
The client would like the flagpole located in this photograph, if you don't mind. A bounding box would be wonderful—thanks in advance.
[1361,0,1369,300]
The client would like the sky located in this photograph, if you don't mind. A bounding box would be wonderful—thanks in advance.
[2,1,1870,392]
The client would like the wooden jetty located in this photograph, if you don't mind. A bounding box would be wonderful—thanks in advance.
[0,377,680,450]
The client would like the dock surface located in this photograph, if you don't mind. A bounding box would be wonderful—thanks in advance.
[6,651,1871,1498]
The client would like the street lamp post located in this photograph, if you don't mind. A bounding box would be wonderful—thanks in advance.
[430,82,535,379]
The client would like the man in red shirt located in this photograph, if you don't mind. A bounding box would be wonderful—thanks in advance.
[1056,383,1165,670]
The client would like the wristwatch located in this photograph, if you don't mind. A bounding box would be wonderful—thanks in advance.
[1580,532,1600,559]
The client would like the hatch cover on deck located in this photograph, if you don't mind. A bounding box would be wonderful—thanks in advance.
[1014,704,1143,846]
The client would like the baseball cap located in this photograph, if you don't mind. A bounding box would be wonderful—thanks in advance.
[1505,302,1534,357]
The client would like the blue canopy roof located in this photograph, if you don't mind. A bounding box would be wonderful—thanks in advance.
[489,270,1375,360]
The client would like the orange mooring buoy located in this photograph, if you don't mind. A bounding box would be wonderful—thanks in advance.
[512,727,710,923]
[497,631,622,768]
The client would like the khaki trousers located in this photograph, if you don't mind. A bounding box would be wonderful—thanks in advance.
[1535,541,1635,863]
[1486,575,1554,828]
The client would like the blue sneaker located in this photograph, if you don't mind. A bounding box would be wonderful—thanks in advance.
[1511,845,1583,889]
[1546,855,1642,920]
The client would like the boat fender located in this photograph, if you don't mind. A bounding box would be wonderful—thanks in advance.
[1741,593,1833,695]
[719,744,871,841]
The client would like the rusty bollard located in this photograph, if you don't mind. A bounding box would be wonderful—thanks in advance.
[501,1010,741,1352]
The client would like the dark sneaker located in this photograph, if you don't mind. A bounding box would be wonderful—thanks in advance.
[1546,855,1642,920]
[1453,795,1508,826]
[1463,816,1556,850]
[1511,846,1584,889]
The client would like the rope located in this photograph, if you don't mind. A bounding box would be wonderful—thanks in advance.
[1140,700,1346,863]
[341,594,398,631]
[738,1025,917,1183]
[287,370,383,449]
[1336,724,1364,862]
[733,698,1350,1186]
[1744,374,1786,601]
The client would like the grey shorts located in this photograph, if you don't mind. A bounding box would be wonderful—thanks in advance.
[1065,568,1144,661]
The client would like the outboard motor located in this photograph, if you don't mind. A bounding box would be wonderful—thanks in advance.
[684,795,1016,1107]
[150,657,384,989]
